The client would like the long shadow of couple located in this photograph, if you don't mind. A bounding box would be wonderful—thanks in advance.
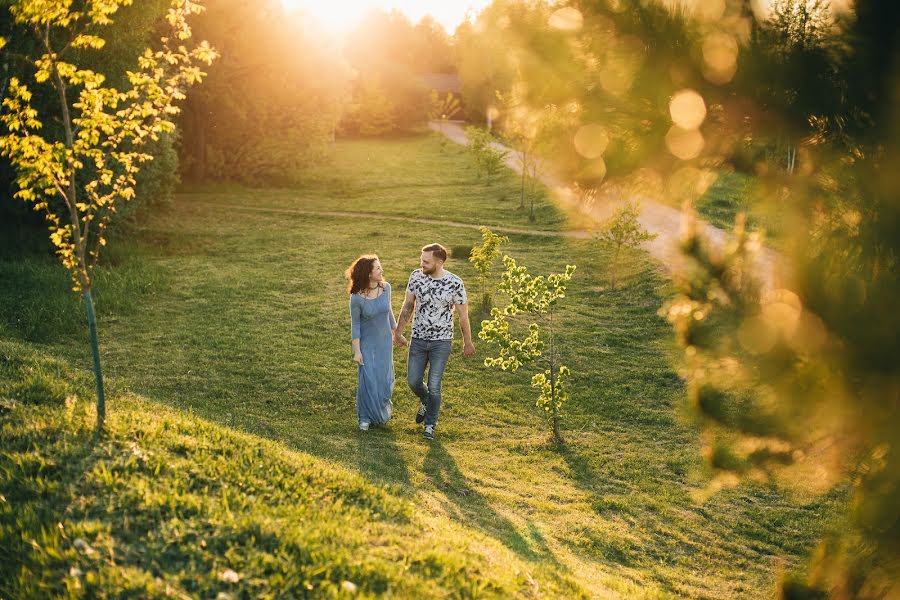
[419,438,563,567]
[351,426,557,563]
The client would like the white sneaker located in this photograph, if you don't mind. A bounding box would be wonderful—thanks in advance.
[423,424,435,440]
[359,422,370,431]
[415,402,426,424]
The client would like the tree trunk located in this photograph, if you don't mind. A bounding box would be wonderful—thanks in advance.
[83,288,106,435]
[549,313,563,444]
[529,168,536,222]
[46,26,106,435]
[519,153,527,209]
[611,246,620,289]
[552,403,562,444]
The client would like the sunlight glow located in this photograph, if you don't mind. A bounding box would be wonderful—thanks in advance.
[281,0,493,34]
[669,89,707,130]
[548,7,583,31]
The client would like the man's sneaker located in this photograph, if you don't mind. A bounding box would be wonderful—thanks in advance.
[359,422,370,431]
[423,424,435,440]
[415,402,426,424]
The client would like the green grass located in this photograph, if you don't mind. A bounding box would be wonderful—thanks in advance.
[693,171,786,242]
[178,134,581,232]
[1,135,844,597]
[0,340,539,598]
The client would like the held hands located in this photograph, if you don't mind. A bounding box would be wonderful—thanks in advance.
[463,341,476,358]
[393,332,408,347]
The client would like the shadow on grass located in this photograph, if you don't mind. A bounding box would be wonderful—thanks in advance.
[422,439,567,569]
[352,424,413,492]
[0,408,102,596]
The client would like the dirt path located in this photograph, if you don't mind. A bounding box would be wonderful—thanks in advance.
[430,121,782,288]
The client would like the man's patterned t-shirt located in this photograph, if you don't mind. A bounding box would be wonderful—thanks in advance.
[406,269,467,340]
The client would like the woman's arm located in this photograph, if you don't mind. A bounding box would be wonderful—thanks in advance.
[350,296,364,365]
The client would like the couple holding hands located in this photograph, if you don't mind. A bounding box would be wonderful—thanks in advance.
[346,243,475,440]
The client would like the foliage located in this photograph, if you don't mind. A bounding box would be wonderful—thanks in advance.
[466,125,509,186]
[593,201,656,288]
[456,0,695,181]
[479,255,575,443]
[0,0,216,434]
[496,88,573,219]
[342,78,397,137]
[468,226,509,310]
[0,1,180,253]
[460,0,900,591]
[341,9,453,135]
[653,1,900,593]
[740,0,844,173]
[178,0,347,182]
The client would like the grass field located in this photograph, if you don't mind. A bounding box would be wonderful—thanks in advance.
[691,171,786,243]
[1,134,844,597]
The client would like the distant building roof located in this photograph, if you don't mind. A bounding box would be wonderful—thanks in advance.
[419,73,461,94]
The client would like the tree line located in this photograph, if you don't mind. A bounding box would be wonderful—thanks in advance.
[1,2,456,249]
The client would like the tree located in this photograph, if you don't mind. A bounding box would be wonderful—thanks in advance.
[479,255,576,444]
[744,0,839,174]
[468,226,509,311]
[343,9,437,133]
[178,0,348,182]
[466,125,509,186]
[497,91,571,221]
[593,201,657,289]
[0,1,182,249]
[356,78,397,136]
[0,0,216,435]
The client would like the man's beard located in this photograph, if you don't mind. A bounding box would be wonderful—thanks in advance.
[422,265,436,275]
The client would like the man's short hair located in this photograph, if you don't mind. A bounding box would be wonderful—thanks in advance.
[421,243,448,262]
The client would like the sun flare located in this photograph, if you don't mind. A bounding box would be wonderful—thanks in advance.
[281,0,491,34]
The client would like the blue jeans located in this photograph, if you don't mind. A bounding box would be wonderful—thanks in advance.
[407,338,452,427]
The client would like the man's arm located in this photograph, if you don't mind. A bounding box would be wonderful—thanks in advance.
[457,303,476,357]
[393,292,415,346]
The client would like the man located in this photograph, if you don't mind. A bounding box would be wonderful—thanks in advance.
[394,243,476,440]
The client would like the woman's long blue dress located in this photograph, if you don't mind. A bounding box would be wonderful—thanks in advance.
[350,283,396,425]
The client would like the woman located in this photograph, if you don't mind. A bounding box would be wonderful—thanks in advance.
[346,255,396,430]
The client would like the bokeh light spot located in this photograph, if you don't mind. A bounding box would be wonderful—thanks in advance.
[702,32,738,84]
[549,7,583,31]
[573,124,610,158]
[666,126,705,160]
[577,157,607,183]
[738,316,777,354]
[669,89,707,129]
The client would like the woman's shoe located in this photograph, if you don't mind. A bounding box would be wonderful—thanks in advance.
[359,422,370,431]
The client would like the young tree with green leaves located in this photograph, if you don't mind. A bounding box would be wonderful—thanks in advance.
[468,226,509,311]
[479,255,576,444]
[466,126,509,186]
[497,91,569,221]
[0,0,216,435]
[593,201,657,289]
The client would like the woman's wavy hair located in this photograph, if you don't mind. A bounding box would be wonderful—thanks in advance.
[345,255,384,295]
